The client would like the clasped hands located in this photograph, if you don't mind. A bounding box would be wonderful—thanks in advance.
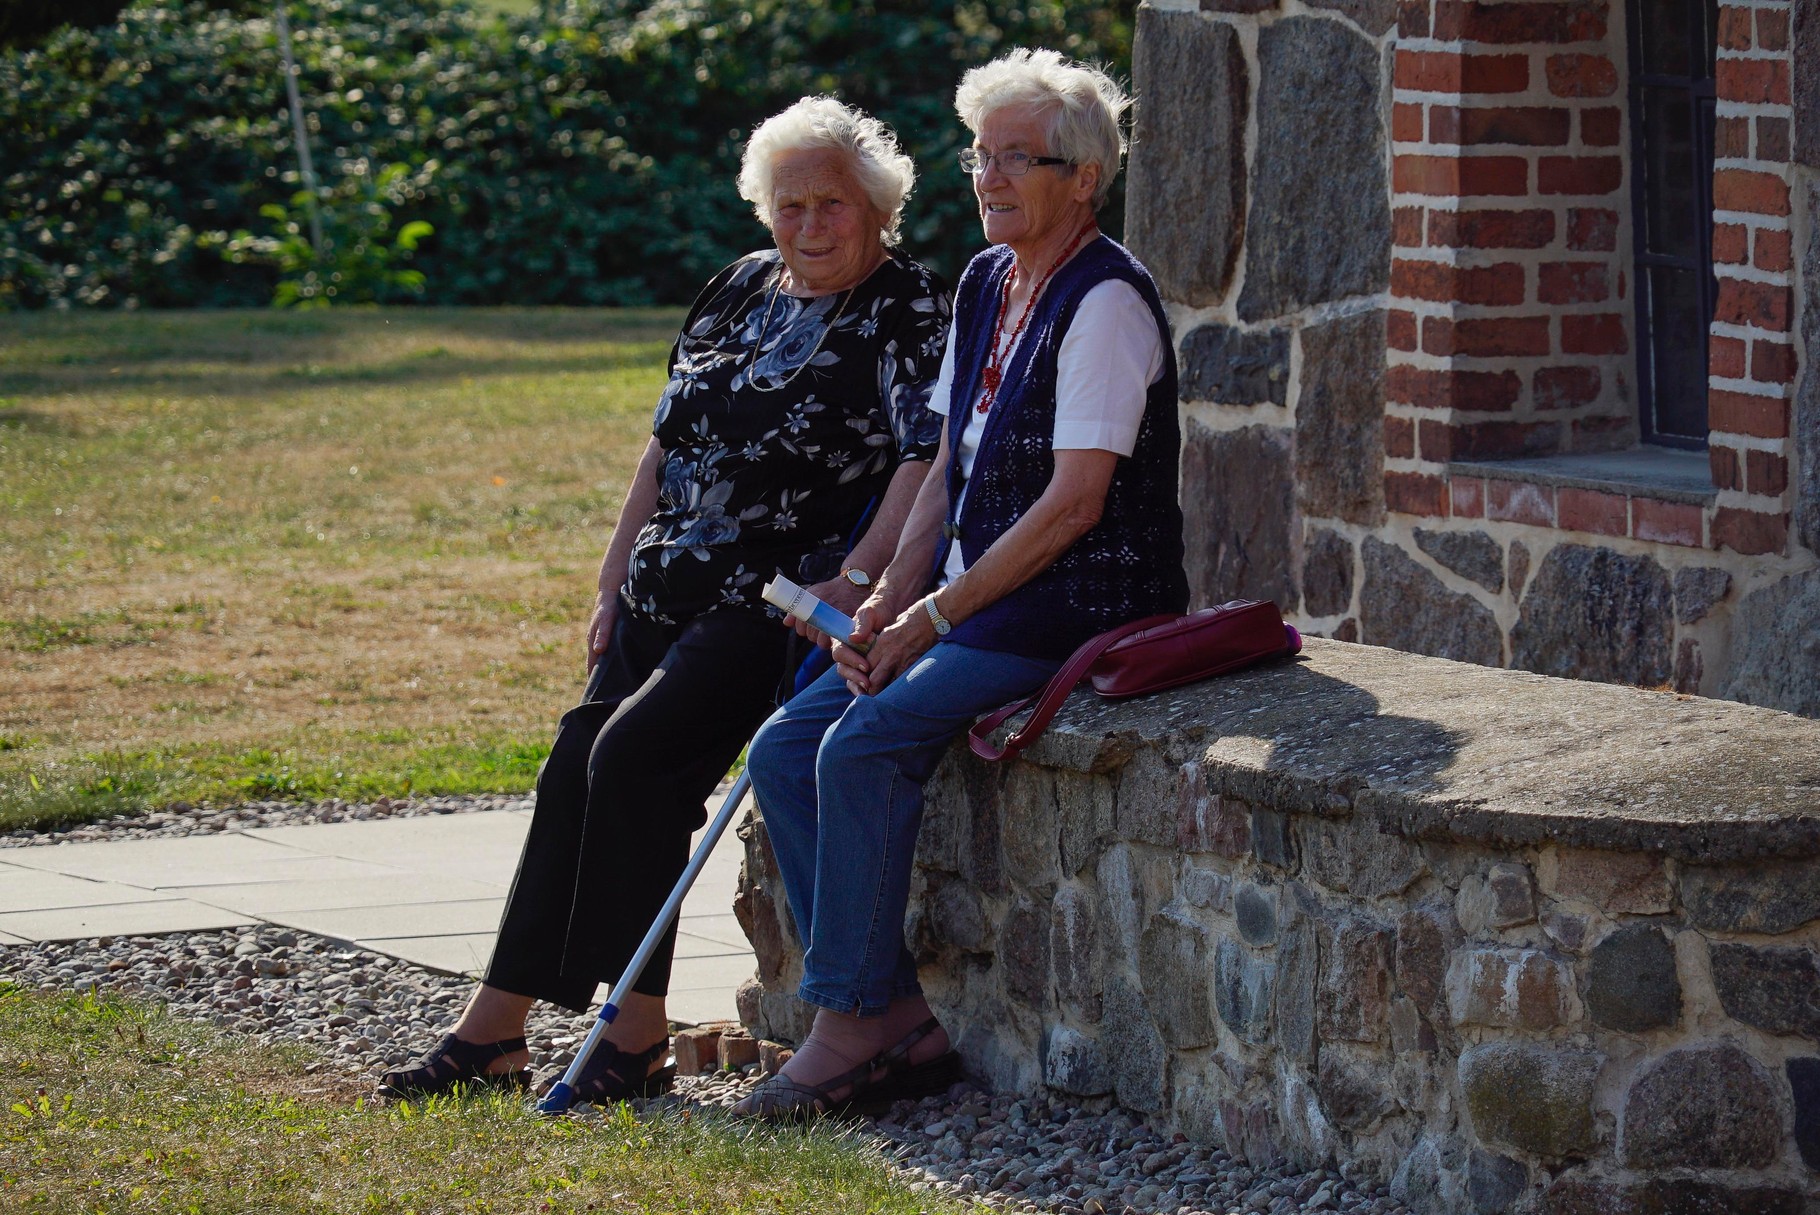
[831,588,938,697]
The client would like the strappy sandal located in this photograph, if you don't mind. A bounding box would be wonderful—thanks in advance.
[537,1036,674,1106]
[868,1017,963,1106]
[731,1050,883,1123]
[376,1033,530,1099]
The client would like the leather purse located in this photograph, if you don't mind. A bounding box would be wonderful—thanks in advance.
[967,600,1302,761]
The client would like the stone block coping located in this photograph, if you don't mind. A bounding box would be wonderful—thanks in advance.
[1449,447,1716,505]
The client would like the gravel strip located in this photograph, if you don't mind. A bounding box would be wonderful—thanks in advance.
[1,927,1408,1215]
[0,793,532,849]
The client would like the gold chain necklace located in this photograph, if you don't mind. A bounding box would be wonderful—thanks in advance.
[745,266,852,393]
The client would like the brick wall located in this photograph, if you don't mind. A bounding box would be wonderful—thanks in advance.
[1387,2,1636,514]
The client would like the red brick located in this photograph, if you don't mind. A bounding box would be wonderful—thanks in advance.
[1423,419,1561,460]
[1717,6,1755,50]
[1581,106,1622,146]
[1755,228,1793,272]
[1758,8,1789,51]
[1632,497,1703,546]
[1392,258,1527,304]
[1394,205,1426,248]
[1712,222,1749,264]
[1709,334,1747,379]
[1397,50,1530,94]
[1746,449,1789,496]
[1561,313,1628,354]
[1386,471,1450,517]
[1533,365,1602,409]
[1425,315,1553,357]
[1539,155,1623,195]
[1757,115,1791,162]
[1388,308,1420,352]
[1716,115,1751,158]
[1538,261,1609,304]
[1571,412,1634,445]
[1430,105,1572,146]
[1430,208,1555,249]
[1716,58,1790,106]
[1566,207,1618,251]
[1389,365,1525,411]
[1400,0,1432,37]
[1487,478,1556,526]
[1394,102,1425,143]
[1385,413,1417,458]
[1712,507,1788,555]
[1713,169,1791,217]
[1452,475,1486,518]
[1715,278,1792,330]
[1432,0,1609,43]
[1546,54,1618,97]
[1558,487,1628,536]
[1710,443,1742,491]
[1752,340,1798,384]
[1395,154,1529,196]
[1709,388,1789,438]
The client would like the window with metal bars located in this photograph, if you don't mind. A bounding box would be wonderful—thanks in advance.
[1626,0,1719,448]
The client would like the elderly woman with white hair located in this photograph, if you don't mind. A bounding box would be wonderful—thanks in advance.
[375,96,950,1104]
[736,50,1186,1119]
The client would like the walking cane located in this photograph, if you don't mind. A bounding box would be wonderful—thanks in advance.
[537,577,852,1115]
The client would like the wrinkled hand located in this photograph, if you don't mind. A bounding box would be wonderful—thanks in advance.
[833,598,937,695]
[586,593,619,672]
[788,577,867,650]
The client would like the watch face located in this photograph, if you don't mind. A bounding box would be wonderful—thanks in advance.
[842,568,871,588]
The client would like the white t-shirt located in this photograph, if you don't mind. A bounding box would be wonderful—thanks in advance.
[929,278,1165,585]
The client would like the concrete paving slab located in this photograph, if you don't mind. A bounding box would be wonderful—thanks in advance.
[0,869,181,914]
[0,900,256,942]
[0,930,29,946]
[269,898,506,944]
[672,929,754,960]
[164,874,504,916]
[2,834,397,889]
[246,814,530,885]
[368,933,497,977]
[668,953,755,992]
[677,912,754,950]
[665,987,737,1026]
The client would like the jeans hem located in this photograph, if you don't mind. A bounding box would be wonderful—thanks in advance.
[796,982,892,1018]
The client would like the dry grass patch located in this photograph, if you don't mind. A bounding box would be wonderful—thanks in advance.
[0,308,683,830]
[0,984,977,1214]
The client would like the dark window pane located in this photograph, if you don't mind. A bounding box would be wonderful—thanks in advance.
[1641,88,1697,259]
[1647,266,1708,439]
[1700,0,1718,75]
[1639,0,1693,76]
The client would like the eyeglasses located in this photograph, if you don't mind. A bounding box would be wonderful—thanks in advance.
[956,149,1073,176]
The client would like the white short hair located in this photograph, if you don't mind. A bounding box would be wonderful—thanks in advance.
[737,96,916,246]
[954,48,1131,211]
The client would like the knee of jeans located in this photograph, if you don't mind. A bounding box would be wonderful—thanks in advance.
[746,714,788,789]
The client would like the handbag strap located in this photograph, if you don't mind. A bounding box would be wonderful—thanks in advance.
[967,613,1177,762]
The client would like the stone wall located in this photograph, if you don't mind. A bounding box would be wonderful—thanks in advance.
[1122,0,1820,718]
[736,640,1820,1213]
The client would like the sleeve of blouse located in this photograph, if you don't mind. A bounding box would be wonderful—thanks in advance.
[1052,279,1165,456]
[878,265,954,463]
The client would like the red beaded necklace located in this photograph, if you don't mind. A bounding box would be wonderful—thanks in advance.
[977,218,1100,414]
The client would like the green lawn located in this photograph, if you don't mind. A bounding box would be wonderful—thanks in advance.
[0,983,977,1213]
[0,307,682,833]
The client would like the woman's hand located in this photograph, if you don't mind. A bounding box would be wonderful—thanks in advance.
[833,596,937,695]
[791,576,868,650]
[586,592,619,672]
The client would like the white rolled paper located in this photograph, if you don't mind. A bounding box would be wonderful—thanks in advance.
[762,574,859,644]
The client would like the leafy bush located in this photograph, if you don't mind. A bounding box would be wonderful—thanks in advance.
[0,0,1132,308]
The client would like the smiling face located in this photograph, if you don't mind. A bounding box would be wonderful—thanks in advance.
[971,104,1100,263]
[767,147,889,297]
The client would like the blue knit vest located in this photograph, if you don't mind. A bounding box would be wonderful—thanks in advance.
[935,237,1188,660]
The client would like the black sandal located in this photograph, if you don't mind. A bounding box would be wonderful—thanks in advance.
[538,1036,674,1106]
[376,1033,530,1099]
[869,1017,963,1105]
[732,1051,882,1123]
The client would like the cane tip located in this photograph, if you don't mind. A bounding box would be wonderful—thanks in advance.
[536,1083,576,1116]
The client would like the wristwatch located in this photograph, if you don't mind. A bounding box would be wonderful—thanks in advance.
[841,568,872,589]
[923,594,953,636]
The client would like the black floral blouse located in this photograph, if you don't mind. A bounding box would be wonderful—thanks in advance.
[622,249,950,624]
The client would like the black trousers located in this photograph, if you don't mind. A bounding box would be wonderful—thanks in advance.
[483,608,792,1013]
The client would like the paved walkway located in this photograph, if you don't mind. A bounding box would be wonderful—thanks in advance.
[0,801,756,1025]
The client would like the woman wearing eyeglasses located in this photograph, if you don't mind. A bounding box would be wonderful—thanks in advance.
[735,49,1187,1120]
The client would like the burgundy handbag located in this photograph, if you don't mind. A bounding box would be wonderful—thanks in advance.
[967,600,1302,762]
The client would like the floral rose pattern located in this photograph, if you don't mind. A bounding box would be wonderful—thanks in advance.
[625,250,950,624]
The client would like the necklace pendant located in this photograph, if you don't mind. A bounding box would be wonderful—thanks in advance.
[982,366,1002,393]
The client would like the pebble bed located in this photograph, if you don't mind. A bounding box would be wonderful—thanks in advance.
[0,925,1410,1215]
[0,793,528,849]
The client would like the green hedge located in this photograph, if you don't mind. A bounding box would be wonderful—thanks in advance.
[0,0,1132,309]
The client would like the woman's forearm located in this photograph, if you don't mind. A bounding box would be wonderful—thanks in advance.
[597,436,664,598]
[841,458,931,580]
[874,437,952,614]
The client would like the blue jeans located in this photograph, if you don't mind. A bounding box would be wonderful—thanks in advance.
[746,642,1060,1016]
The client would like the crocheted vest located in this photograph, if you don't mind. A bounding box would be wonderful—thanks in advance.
[935,237,1188,660]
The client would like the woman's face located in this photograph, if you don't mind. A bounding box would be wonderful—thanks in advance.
[970,104,1099,257]
[767,147,888,296]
